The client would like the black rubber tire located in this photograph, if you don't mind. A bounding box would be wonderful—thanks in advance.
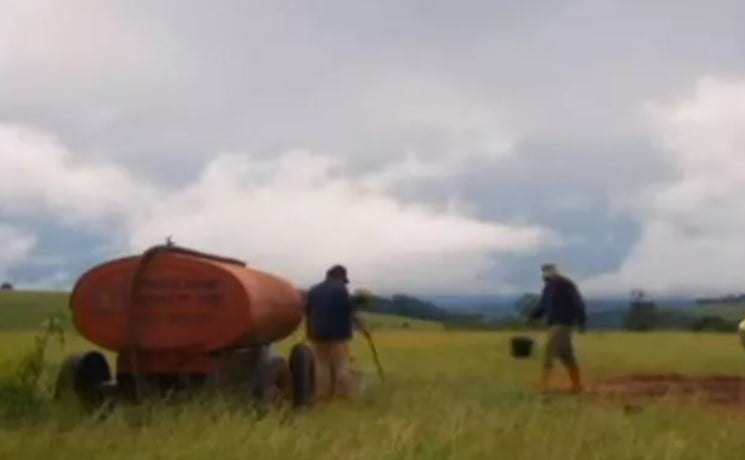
[54,351,112,407]
[289,343,315,408]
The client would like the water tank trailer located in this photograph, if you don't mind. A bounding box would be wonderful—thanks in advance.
[54,244,316,408]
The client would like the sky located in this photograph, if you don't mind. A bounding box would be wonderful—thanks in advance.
[1,0,744,298]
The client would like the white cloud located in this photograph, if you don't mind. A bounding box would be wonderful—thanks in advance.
[0,224,36,281]
[358,72,518,161]
[0,122,556,294]
[0,1,161,80]
[0,123,152,229]
[4,2,740,295]
[583,77,745,296]
[129,151,557,294]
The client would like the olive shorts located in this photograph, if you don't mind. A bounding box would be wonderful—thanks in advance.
[543,325,578,369]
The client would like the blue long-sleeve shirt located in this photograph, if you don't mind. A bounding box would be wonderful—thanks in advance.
[305,279,356,341]
[531,276,587,327]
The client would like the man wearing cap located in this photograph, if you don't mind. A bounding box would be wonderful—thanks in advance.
[305,265,370,401]
[530,264,587,393]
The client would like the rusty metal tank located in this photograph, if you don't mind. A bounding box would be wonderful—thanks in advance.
[70,245,305,355]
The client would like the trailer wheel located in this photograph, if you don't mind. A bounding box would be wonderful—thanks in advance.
[54,351,112,408]
[289,343,315,408]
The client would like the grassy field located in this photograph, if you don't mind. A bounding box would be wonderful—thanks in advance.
[1,291,745,459]
[0,290,69,330]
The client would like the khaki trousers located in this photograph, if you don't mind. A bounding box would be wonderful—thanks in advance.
[310,340,361,400]
[543,325,578,370]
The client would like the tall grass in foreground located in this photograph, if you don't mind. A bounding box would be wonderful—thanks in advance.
[0,325,744,459]
[1,377,744,460]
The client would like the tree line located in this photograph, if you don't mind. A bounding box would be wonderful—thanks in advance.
[359,290,743,333]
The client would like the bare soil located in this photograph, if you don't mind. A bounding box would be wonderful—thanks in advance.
[589,373,745,410]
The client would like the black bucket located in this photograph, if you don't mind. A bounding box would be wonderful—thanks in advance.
[510,336,534,358]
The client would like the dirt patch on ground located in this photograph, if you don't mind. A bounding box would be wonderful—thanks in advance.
[589,373,745,410]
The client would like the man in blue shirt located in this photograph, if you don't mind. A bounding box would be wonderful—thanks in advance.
[305,265,369,400]
[530,263,587,393]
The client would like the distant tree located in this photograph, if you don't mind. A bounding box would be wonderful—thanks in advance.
[0,282,13,291]
[691,315,737,332]
[358,292,455,322]
[624,289,659,331]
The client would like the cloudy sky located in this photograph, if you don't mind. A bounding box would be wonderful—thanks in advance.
[1,0,744,298]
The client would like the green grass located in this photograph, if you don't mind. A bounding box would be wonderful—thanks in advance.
[2,292,745,458]
[0,290,69,330]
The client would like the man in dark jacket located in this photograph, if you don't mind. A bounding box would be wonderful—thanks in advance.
[530,263,586,393]
[305,265,369,400]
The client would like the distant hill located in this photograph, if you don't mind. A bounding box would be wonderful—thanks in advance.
[2,288,737,333]
[359,312,443,331]
[0,289,453,332]
[696,294,745,305]
[424,295,515,313]
[363,294,452,322]
[692,303,745,321]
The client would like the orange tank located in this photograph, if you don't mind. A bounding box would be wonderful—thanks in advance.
[70,245,305,360]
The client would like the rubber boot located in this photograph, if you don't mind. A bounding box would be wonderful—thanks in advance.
[567,365,583,393]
